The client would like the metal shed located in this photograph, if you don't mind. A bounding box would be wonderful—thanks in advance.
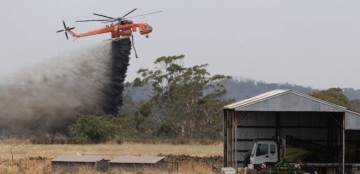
[109,156,167,170]
[51,155,108,172]
[223,89,360,172]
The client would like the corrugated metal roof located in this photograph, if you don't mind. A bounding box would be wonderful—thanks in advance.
[109,156,164,164]
[52,155,105,162]
[224,89,346,111]
[224,89,287,109]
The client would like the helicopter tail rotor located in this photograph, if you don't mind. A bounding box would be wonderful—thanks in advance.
[56,20,75,40]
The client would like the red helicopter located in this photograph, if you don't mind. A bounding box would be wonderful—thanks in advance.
[57,9,161,57]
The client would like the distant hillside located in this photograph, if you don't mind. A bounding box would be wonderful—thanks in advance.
[222,79,314,100]
[343,88,360,100]
[123,83,153,102]
[124,79,360,103]
[223,79,360,101]
[350,100,360,111]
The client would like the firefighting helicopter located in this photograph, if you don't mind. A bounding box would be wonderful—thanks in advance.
[56,8,161,57]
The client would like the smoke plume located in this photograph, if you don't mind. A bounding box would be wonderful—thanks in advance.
[0,39,131,135]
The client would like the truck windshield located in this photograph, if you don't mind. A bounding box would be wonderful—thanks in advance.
[256,143,268,156]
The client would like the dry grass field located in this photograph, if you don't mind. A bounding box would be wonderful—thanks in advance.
[0,140,223,174]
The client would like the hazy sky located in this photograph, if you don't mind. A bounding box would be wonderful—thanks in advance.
[1,0,360,89]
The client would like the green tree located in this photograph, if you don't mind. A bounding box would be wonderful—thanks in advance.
[310,88,352,108]
[115,101,158,139]
[68,115,116,143]
[134,55,233,141]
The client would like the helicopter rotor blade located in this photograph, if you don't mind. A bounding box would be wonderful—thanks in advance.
[109,8,138,23]
[126,10,162,19]
[122,8,137,19]
[65,32,69,40]
[56,29,65,33]
[62,21,67,29]
[89,9,139,24]
[76,19,110,22]
[93,13,115,19]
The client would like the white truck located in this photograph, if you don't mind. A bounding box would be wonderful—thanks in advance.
[248,140,279,167]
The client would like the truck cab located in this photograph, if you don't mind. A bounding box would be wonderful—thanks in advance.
[250,141,279,166]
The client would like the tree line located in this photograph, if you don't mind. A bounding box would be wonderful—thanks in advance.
[67,55,360,144]
[68,55,234,144]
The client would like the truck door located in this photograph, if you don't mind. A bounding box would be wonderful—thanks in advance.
[269,143,278,163]
[254,143,269,164]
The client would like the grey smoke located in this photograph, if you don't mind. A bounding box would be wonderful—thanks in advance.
[0,43,122,135]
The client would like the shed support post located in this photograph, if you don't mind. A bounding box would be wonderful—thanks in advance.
[275,112,280,144]
[223,109,237,169]
[342,113,345,174]
[234,111,238,171]
[223,110,227,167]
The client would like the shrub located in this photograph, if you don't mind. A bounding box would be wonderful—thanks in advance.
[68,115,116,143]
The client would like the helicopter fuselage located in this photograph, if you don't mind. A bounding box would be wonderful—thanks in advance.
[68,22,152,39]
